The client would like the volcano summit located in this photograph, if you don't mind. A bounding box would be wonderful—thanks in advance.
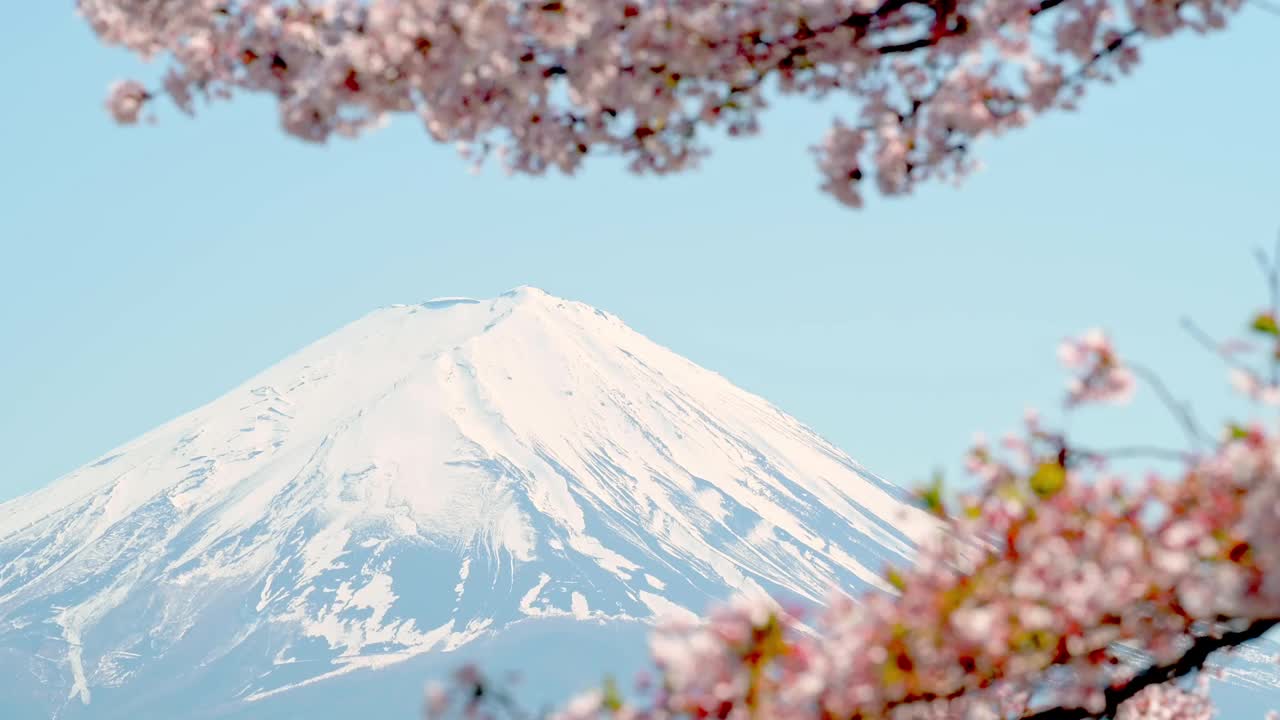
[0,287,938,718]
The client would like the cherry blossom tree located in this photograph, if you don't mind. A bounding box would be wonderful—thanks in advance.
[83,0,1241,206]
[419,246,1280,718]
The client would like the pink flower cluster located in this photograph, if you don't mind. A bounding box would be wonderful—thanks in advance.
[81,0,1242,205]
[106,80,150,124]
[1058,328,1135,406]
[1114,679,1213,720]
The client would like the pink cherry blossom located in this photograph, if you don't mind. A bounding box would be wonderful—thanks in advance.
[78,0,1245,206]
[1115,680,1214,720]
[1229,368,1280,405]
[105,80,149,124]
[1059,329,1136,405]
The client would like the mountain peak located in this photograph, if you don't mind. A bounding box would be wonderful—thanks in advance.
[421,285,554,305]
[0,290,938,718]
[390,287,556,314]
[500,284,552,300]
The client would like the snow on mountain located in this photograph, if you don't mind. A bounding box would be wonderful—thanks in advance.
[0,287,940,718]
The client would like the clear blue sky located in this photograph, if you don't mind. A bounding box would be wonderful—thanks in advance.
[1,6,1278,504]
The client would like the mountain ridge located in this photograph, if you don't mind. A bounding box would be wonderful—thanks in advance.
[0,287,938,718]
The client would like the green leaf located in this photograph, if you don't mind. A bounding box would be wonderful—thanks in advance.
[916,470,946,516]
[1028,462,1066,498]
[758,613,788,660]
[1012,628,1057,653]
[885,567,907,592]
[1228,423,1252,440]
[601,676,623,712]
[1251,312,1279,336]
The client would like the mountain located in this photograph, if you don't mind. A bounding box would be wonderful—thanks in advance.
[0,287,940,719]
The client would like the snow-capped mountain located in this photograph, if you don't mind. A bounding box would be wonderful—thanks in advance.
[0,287,940,719]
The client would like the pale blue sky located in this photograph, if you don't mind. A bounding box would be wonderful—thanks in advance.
[1,7,1278,504]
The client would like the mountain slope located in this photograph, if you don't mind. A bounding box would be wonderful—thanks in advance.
[0,287,937,718]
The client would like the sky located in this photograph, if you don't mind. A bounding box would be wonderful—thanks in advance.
[1,6,1279,506]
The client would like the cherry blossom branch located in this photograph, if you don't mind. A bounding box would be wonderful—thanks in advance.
[1253,235,1280,386]
[1022,617,1280,720]
[1070,445,1194,462]
[1181,317,1258,375]
[1182,240,1280,405]
[1126,362,1210,449]
[87,0,1246,207]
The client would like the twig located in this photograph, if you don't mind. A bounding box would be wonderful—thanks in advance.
[1127,362,1210,450]
[1250,0,1280,15]
[1070,445,1194,463]
[1181,317,1254,373]
[1267,235,1280,386]
[1021,617,1280,720]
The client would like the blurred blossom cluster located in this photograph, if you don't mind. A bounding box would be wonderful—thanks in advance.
[1057,329,1134,406]
[84,0,1241,205]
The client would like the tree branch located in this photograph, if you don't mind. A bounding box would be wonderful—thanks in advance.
[1254,234,1280,386]
[1021,617,1280,720]
[1127,362,1209,449]
[1070,445,1194,462]
[1181,317,1257,374]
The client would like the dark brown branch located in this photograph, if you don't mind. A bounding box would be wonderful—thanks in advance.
[1022,617,1279,720]
[726,0,1001,97]
[639,0,1142,171]
[876,32,952,54]
[1069,28,1143,83]
[1031,0,1072,14]
[843,0,927,29]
